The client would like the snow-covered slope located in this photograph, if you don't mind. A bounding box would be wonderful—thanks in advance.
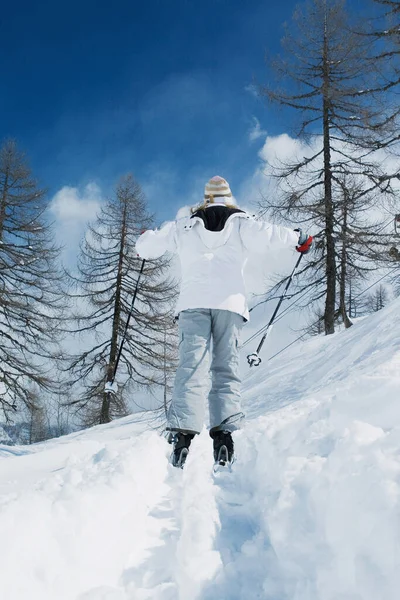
[1,299,400,600]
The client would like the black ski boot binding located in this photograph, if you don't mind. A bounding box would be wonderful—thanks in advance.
[212,430,234,467]
[170,432,195,468]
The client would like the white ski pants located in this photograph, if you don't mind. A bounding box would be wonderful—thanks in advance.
[168,308,245,435]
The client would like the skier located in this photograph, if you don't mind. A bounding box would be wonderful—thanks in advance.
[136,176,313,468]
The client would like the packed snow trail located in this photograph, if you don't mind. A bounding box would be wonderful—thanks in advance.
[1,298,400,600]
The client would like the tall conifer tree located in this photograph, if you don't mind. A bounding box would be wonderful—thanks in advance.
[0,140,63,419]
[67,174,177,425]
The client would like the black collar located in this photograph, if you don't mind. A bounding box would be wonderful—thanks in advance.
[191,205,245,232]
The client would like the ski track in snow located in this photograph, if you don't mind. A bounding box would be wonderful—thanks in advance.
[119,437,222,600]
[1,298,400,599]
[119,433,271,600]
[201,442,276,600]
[118,431,279,600]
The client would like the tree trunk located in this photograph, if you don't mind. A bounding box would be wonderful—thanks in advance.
[322,13,336,335]
[163,328,169,420]
[100,203,128,424]
[338,200,353,328]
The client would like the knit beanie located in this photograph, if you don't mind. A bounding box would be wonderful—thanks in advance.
[204,176,232,200]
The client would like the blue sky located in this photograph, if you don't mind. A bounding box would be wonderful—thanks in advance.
[1,0,366,223]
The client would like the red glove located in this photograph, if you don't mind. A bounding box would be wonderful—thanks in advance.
[295,229,313,254]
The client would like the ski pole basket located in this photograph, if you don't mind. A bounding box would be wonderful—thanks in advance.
[247,253,304,367]
[247,353,262,367]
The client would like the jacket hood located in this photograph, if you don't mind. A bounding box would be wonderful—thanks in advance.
[179,207,249,250]
[191,204,245,232]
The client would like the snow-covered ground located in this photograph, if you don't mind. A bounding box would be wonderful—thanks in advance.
[1,299,400,600]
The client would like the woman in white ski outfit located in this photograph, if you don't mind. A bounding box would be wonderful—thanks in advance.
[136,176,312,467]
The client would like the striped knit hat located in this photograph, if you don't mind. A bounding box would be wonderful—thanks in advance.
[204,176,232,200]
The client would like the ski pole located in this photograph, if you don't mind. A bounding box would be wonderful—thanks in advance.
[247,253,303,368]
[104,258,146,395]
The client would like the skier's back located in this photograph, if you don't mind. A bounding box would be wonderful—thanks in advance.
[136,176,312,467]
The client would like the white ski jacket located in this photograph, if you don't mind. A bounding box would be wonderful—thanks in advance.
[136,204,300,321]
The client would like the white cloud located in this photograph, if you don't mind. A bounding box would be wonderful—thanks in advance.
[259,133,321,165]
[248,117,267,142]
[240,131,400,226]
[49,182,103,267]
[50,182,102,223]
[239,133,324,209]
[244,84,259,98]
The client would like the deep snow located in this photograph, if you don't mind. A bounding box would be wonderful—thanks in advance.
[1,298,400,600]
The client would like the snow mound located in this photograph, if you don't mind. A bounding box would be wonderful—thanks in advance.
[0,299,399,600]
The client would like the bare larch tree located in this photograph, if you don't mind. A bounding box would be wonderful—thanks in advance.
[67,174,178,426]
[0,139,64,421]
[364,283,389,313]
[260,0,396,334]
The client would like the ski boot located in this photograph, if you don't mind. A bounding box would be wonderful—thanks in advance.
[170,432,195,468]
[211,430,234,468]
